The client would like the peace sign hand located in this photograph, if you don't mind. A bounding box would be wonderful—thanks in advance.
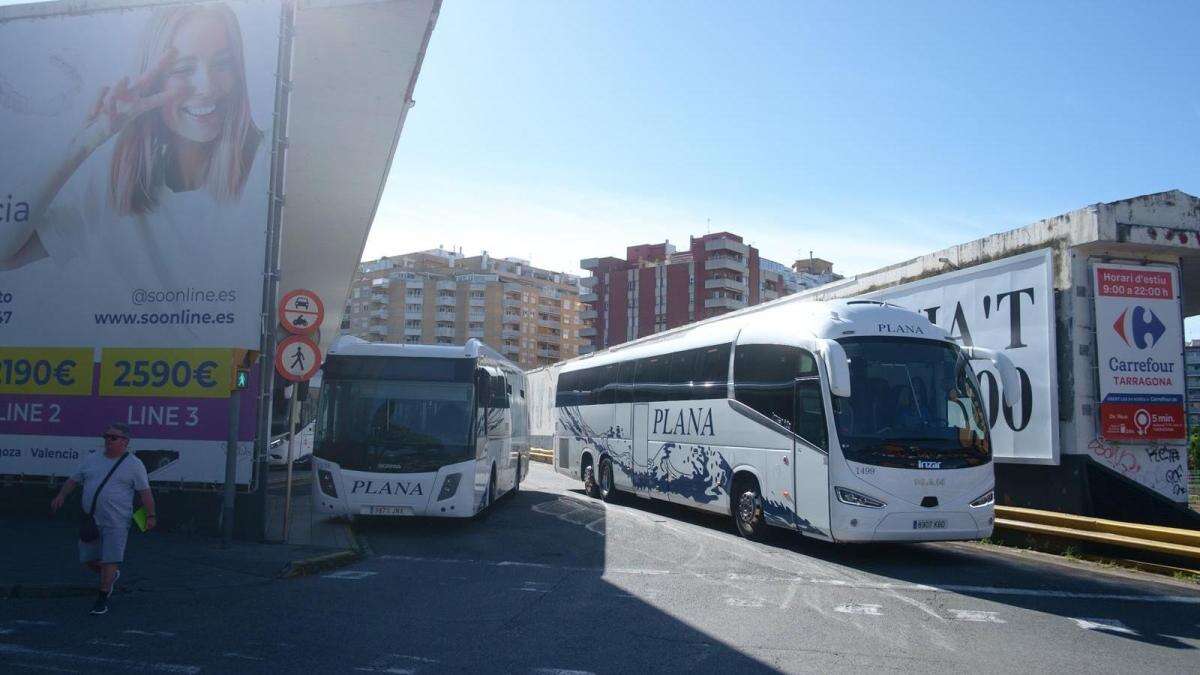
[80,48,190,149]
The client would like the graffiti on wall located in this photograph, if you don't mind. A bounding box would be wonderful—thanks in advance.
[1088,437,1188,500]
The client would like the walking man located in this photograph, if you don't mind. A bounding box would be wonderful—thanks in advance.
[50,423,156,615]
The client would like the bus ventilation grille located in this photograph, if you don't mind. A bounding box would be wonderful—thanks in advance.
[558,438,570,468]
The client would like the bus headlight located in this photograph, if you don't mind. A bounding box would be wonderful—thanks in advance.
[969,490,994,508]
[318,469,338,498]
[438,473,462,501]
[835,486,886,509]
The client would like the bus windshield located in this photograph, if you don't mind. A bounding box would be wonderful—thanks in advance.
[833,337,990,469]
[315,379,474,473]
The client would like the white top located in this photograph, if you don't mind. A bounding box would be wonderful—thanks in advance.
[71,450,150,529]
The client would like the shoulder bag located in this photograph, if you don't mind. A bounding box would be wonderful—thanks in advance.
[79,453,129,543]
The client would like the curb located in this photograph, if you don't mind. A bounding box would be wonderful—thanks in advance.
[3,584,97,599]
[277,521,369,579]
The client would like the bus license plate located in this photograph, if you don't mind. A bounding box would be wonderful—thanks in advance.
[913,519,947,530]
[365,505,413,516]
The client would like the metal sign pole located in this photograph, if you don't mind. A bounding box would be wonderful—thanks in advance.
[281,391,299,542]
[221,387,241,547]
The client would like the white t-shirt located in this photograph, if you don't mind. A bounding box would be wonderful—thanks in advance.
[71,450,150,529]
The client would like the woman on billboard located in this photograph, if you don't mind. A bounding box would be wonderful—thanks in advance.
[0,2,263,272]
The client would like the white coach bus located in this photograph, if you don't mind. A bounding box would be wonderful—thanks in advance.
[553,299,1017,543]
[312,337,529,518]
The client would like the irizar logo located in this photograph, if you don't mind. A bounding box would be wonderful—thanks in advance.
[1113,306,1165,350]
[917,460,941,469]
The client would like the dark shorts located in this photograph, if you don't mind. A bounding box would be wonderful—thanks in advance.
[79,526,129,564]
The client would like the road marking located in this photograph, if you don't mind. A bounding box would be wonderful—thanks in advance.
[1071,618,1138,635]
[374,554,1200,604]
[223,653,266,661]
[949,610,1006,623]
[86,639,129,648]
[835,603,883,616]
[14,621,55,626]
[123,630,176,637]
[516,581,555,593]
[724,597,765,608]
[323,570,378,580]
[356,654,440,673]
[888,592,946,622]
[8,662,80,673]
[0,644,199,673]
[531,669,596,675]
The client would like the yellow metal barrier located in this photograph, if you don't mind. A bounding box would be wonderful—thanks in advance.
[994,506,1200,562]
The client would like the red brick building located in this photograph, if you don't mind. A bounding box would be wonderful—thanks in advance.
[580,232,807,352]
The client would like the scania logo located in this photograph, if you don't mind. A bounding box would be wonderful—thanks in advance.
[1113,306,1165,350]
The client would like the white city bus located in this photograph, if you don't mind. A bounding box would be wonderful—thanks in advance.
[312,337,529,518]
[553,299,1017,542]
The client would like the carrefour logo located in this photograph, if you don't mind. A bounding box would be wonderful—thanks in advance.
[1112,306,1165,350]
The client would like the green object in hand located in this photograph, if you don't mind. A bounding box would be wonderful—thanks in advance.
[133,507,148,532]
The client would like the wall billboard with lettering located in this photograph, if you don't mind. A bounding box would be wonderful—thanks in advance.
[864,249,1059,464]
[0,0,284,483]
[1092,263,1186,442]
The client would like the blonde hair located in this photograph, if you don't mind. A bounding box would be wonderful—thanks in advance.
[109,3,261,215]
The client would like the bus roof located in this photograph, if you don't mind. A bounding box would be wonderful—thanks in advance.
[327,336,520,371]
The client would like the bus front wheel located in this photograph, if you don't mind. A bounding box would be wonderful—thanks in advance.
[732,476,768,542]
[599,456,617,503]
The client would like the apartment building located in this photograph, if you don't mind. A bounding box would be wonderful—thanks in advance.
[341,248,586,368]
[579,232,838,351]
[1186,339,1200,433]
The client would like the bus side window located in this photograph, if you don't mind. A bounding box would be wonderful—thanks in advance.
[693,343,731,400]
[596,363,619,404]
[734,344,798,429]
[666,350,697,401]
[635,356,670,403]
[616,360,636,404]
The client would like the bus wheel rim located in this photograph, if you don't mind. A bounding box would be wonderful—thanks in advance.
[738,493,758,525]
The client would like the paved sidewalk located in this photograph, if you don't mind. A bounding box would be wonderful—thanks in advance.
[1,480,359,599]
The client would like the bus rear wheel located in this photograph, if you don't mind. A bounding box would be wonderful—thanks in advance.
[732,476,768,542]
[598,456,617,503]
[582,457,600,499]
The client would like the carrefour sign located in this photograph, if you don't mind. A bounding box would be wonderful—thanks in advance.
[1093,264,1186,441]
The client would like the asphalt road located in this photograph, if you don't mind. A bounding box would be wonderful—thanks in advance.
[3,463,1199,673]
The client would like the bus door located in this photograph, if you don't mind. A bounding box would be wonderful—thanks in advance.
[791,347,831,536]
[632,403,650,498]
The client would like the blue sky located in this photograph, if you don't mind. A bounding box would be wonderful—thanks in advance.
[369,0,1200,281]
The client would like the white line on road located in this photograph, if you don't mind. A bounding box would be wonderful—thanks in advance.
[374,554,1200,604]
[835,603,883,616]
[1071,618,1138,635]
[725,597,765,607]
[8,661,80,673]
[123,630,176,637]
[356,654,440,673]
[0,644,199,674]
[86,639,129,648]
[223,653,266,661]
[949,610,1006,623]
[323,570,378,580]
[531,669,597,675]
[13,621,55,626]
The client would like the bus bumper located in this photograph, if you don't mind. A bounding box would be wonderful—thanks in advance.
[830,507,994,543]
[312,458,479,518]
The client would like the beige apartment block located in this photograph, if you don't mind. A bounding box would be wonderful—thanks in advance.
[342,248,585,368]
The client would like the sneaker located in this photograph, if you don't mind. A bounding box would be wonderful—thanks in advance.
[90,593,108,615]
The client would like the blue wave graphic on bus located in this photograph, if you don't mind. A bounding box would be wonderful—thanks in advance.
[558,407,821,536]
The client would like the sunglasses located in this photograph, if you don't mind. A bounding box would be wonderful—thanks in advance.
[102,434,128,442]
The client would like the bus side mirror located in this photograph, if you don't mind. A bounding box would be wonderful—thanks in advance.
[820,339,851,398]
[963,346,1018,408]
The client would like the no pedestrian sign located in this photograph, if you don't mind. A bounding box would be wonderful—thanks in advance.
[276,335,321,382]
[280,289,325,335]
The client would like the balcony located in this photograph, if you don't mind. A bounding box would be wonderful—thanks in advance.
[538,348,560,359]
[503,297,521,309]
[404,310,423,320]
[502,328,521,339]
[704,237,749,255]
[705,256,748,273]
[540,287,562,300]
[366,326,386,337]
[580,257,600,271]
[436,280,456,291]
[579,326,597,338]
[468,329,485,339]
[469,295,487,307]
[371,278,391,289]
[539,331,562,344]
[502,344,520,357]
[579,292,598,303]
[578,344,596,355]
[404,327,421,337]
[579,276,599,289]
[435,327,456,338]
[580,309,598,321]
[537,317,560,329]
[704,296,744,311]
[436,296,456,308]
[704,277,747,293]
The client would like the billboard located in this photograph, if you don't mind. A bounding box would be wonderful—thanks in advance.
[865,249,1059,464]
[1092,263,1186,441]
[0,0,284,483]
